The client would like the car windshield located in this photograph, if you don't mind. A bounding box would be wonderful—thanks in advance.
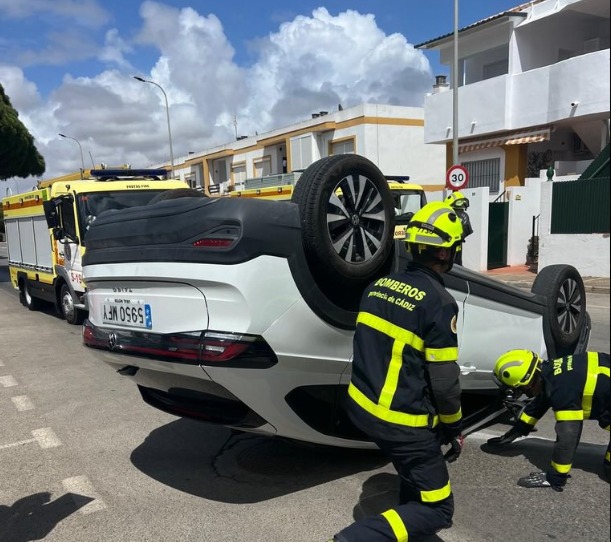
[77,190,167,244]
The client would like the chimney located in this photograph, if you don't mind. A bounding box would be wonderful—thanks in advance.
[432,75,449,94]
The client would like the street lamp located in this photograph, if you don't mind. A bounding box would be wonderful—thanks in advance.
[59,133,85,179]
[133,76,175,177]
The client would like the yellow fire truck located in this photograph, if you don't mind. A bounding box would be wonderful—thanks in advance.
[2,167,188,324]
[228,175,428,239]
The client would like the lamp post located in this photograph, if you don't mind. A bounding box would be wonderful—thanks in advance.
[452,0,459,167]
[133,76,175,177]
[59,133,85,179]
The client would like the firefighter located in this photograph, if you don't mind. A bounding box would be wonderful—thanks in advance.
[488,350,610,490]
[330,201,465,542]
[444,191,472,266]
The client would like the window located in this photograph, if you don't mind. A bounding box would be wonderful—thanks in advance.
[483,59,508,80]
[331,138,355,155]
[253,156,271,178]
[231,162,246,185]
[462,158,501,193]
[291,135,313,170]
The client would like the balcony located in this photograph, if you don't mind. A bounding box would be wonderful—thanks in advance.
[423,49,610,144]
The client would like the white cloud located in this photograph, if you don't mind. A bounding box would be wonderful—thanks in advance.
[3,3,433,181]
[0,0,110,27]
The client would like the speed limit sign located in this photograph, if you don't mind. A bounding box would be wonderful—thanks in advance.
[446,165,469,190]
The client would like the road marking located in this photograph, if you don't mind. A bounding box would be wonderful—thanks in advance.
[62,475,108,515]
[467,429,555,443]
[32,428,62,448]
[11,395,34,411]
[0,428,61,450]
[0,375,18,387]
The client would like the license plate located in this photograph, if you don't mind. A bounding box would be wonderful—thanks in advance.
[102,300,152,329]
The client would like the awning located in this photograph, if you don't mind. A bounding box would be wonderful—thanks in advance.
[459,127,551,154]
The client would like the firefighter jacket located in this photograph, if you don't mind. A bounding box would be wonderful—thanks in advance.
[347,262,463,442]
[518,352,610,475]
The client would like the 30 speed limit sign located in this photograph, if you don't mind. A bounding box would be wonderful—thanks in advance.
[446,165,469,190]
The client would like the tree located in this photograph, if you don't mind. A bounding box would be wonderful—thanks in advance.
[0,83,45,180]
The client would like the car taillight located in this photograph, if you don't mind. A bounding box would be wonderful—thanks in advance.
[83,322,277,369]
[192,225,240,249]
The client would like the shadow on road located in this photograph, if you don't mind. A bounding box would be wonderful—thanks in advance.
[0,492,93,542]
[480,437,608,482]
[130,418,388,503]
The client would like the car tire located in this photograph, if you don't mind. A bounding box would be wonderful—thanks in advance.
[531,264,586,349]
[148,188,207,204]
[291,155,394,308]
[20,279,43,311]
[60,283,85,325]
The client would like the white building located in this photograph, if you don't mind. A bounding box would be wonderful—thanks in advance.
[169,103,447,194]
[416,0,609,191]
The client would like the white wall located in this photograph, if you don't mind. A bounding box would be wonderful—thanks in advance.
[537,182,610,277]
[459,187,490,272]
[506,183,541,265]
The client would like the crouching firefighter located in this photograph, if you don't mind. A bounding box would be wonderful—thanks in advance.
[488,350,610,490]
[329,202,465,542]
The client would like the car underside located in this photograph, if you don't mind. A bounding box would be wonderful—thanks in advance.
[82,155,590,448]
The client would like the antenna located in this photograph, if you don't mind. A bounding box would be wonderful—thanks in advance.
[233,115,238,140]
[88,151,96,169]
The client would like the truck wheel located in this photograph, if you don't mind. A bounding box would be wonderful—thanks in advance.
[531,265,586,349]
[60,283,85,325]
[20,279,43,311]
[148,188,207,204]
[291,155,394,307]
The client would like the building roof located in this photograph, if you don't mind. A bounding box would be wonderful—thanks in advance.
[414,1,542,50]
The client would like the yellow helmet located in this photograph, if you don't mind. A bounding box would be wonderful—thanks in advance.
[493,350,542,388]
[405,201,463,248]
[445,191,469,209]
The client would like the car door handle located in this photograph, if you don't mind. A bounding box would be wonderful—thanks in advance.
[460,364,476,374]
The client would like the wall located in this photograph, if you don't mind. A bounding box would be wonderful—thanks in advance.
[506,183,541,265]
[537,181,610,277]
[459,187,490,272]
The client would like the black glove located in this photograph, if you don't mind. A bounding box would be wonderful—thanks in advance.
[517,471,568,492]
[487,421,531,446]
[444,435,464,463]
[440,422,462,446]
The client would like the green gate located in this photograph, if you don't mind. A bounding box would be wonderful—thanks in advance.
[487,202,509,269]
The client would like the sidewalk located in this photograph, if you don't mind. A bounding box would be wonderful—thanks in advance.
[483,264,610,294]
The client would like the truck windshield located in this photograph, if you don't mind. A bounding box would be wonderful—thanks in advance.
[77,190,167,245]
[392,190,426,218]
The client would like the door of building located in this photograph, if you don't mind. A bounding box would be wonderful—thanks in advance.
[487,201,509,269]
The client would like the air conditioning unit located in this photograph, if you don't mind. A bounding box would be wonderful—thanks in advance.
[583,38,600,54]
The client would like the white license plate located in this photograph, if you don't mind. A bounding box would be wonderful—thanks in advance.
[102,300,152,329]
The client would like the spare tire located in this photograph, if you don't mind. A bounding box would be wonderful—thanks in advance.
[291,154,394,310]
[531,264,586,350]
[148,188,207,204]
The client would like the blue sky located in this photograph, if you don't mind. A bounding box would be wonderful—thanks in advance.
[0,0,520,189]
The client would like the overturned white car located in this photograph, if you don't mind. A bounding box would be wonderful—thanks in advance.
[82,155,590,448]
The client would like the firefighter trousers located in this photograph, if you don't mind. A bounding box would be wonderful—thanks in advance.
[335,428,454,542]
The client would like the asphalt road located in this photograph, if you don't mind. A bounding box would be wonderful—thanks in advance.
[0,246,609,542]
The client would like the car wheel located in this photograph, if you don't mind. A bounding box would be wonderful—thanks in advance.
[148,188,207,204]
[531,264,586,349]
[291,155,394,300]
[20,279,43,311]
[60,283,85,325]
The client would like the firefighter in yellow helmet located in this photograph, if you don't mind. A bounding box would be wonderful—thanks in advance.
[489,349,610,490]
[444,191,472,266]
[330,202,464,542]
